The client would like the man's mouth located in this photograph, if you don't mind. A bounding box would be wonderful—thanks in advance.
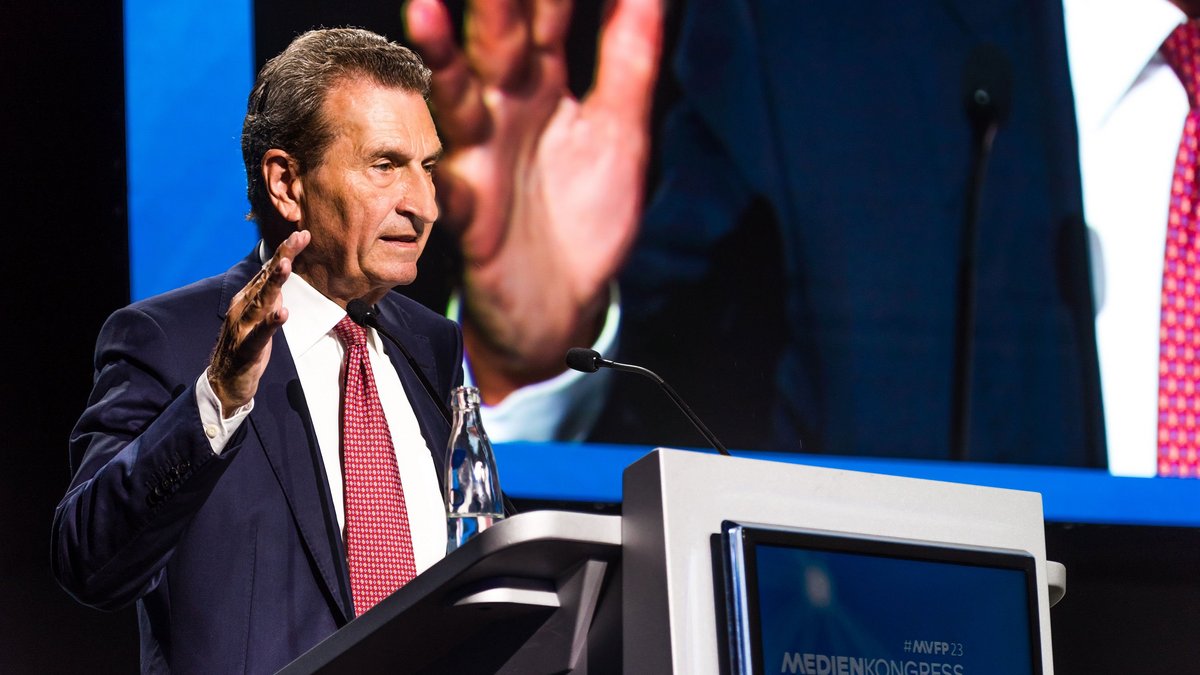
[380,232,418,244]
[379,219,425,245]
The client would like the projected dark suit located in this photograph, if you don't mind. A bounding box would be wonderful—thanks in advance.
[601,0,1105,466]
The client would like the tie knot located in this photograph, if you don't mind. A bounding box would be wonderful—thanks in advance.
[1164,20,1200,107]
[333,316,368,348]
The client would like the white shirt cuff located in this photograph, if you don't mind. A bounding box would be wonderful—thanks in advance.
[195,369,254,454]
[449,283,621,442]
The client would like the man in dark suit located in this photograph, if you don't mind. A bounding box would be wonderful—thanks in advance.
[610,0,1105,465]
[52,28,461,673]
[403,0,1106,466]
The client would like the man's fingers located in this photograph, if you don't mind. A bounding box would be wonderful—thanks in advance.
[210,290,285,410]
[221,288,286,374]
[232,229,307,330]
[249,230,307,299]
[270,229,310,268]
[465,0,532,90]
[236,306,287,358]
[588,0,663,128]
[404,0,459,70]
[532,0,573,50]
[238,251,288,320]
[209,232,303,409]
[431,168,476,236]
[406,0,491,145]
[262,252,292,295]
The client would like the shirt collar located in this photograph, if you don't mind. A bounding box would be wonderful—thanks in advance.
[258,239,386,358]
[1065,0,1185,131]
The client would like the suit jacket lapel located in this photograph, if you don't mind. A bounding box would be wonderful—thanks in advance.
[217,255,355,625]
[376,297,451,491]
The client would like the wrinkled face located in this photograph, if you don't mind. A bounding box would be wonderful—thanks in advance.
[293,78,441,305]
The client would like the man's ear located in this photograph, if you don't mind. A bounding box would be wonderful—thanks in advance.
[263,149,303,223]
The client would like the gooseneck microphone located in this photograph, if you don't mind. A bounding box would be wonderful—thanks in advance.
[346,299,452,427]
[565,347,731,456]
[951,45,1013,462]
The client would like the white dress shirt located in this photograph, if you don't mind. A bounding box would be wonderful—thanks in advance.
[197,255,446,574]
[280,271,446,573]
[1066,0,1187,476]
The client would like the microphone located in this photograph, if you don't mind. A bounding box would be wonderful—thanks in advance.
[963,43,1013,136]
[564,347,731,456]
[346,299,452,427]
[951,45,1013,463]
[564,347,605,373]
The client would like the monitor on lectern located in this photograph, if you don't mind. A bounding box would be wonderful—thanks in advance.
[720,522,1043,675]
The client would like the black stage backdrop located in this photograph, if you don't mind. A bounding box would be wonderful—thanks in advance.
[3,1,1198,672]
[3,1,138,672]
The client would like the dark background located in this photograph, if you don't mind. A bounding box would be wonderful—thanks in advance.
[3,0,135,672]
[2,1,1197,672]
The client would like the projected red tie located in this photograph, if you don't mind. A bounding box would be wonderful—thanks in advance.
[1159,21,1200,478]
[334,316,417,614]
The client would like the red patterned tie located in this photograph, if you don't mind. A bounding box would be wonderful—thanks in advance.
[1159,21,1200,478]
[334,316,418,614]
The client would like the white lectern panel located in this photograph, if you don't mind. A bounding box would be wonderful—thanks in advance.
[621,449,1055,674]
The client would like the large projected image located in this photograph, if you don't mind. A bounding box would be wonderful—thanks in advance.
[126,0,1158,475]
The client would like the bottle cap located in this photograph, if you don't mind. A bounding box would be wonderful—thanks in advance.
[450,385,481,410]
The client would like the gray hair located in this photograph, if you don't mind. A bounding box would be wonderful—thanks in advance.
[241,27,432,229]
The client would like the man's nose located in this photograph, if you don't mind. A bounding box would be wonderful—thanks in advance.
[398,168,438,225]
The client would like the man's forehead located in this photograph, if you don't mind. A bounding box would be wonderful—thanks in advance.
[320,77,439,149]
[326,72,424,99]
[322,77,427,117]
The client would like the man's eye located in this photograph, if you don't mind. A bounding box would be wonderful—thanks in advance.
[373,162,395,172]
[423,163,437,175]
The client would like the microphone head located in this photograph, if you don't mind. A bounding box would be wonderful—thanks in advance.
[963,43,1013,130]
[346,299,376,327]
[565,347,602,373]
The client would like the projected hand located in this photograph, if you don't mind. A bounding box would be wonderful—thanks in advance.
[404,0,663,402]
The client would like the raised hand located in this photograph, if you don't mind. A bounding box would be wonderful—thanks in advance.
[208,230,310,415]
[404,0,663,402]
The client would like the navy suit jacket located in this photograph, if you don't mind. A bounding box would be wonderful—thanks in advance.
[603,0,1105,466]
[53,254,464,673]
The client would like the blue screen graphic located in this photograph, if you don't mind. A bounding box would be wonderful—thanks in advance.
[755,543,1034,675]
[125,0,257,301]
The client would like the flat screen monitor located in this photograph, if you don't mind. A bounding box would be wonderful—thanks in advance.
[720,521,1043,675]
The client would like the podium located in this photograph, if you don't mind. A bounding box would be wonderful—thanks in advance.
[282,449,1064,674]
